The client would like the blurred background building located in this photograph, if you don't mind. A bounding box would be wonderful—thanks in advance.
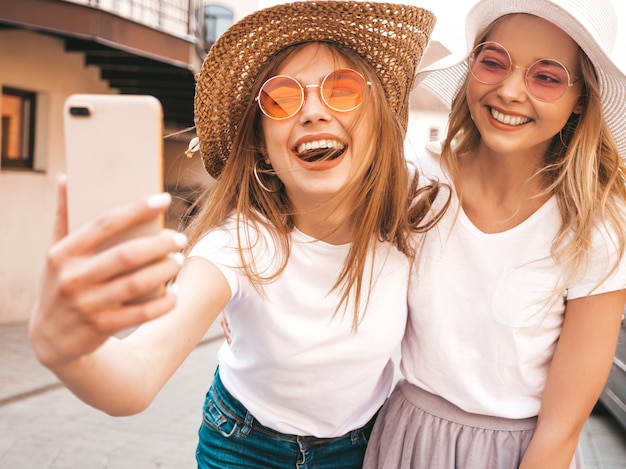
[0,0,449,324]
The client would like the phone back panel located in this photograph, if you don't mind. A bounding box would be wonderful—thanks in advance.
[64,94,164,241]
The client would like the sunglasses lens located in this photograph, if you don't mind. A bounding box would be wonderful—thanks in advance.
[469,42,511,84]
[258,69,367,119]
[258,76,303,119]
[526,60,570,101]
[469,42,572,101]
[321,69,366,112]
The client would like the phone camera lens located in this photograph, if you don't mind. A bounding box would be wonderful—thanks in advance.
[69,106,91,117]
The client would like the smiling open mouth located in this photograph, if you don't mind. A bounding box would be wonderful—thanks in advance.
[490,108,531,126]
[295,139,346,163]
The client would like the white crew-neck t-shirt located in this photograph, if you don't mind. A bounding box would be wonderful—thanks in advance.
[190,218,409,437]
[401,146,626,418]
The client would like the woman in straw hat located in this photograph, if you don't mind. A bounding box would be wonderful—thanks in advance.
[364,0,626,467]
[29,1,441,467]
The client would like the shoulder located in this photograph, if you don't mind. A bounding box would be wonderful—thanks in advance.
[567,213,626,298]
[189,213,275,257]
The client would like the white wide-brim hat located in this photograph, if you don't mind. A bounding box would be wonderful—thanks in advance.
[416,0,626,159]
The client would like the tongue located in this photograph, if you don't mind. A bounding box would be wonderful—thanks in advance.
[298,147,344,163]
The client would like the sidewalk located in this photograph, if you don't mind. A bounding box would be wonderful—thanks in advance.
[1,321,626,468]
[0,321,225,469]
[0,322,60,406]
[0,321,223,406]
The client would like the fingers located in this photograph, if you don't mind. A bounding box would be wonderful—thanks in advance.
[80,286,180,333]
[63,248,186,312]
[45,192,186,316]
[56,229,187,291]
[53,192,173,258]
[29,286,180,368]
[30,232,186,367]
[31,190,189,369]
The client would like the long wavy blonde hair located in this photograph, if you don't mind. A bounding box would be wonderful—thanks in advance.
[184,41,444,329]
[442,15,626,286]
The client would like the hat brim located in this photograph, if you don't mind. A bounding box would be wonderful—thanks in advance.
[416,0,626,159]
[194,1,436,178]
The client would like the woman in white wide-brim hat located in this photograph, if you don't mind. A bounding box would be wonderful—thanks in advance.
[364,0,626,468]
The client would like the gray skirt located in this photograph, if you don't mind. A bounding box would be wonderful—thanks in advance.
[363,380,584,469]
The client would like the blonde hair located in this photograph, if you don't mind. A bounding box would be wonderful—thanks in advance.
[442,15,626,286]
[185,41,443,329]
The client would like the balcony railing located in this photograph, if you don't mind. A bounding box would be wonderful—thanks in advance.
[61,0,204,41]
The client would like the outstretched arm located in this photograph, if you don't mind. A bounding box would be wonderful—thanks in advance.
[29,177,231,415]
[520,289,626,469]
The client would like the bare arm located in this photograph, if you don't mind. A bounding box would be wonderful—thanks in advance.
[29,177,231,415]
[40,257,230,416]
[520,289,626,469]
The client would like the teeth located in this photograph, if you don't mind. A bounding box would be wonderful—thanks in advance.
[491,108,531,126]
[296,139,345,154]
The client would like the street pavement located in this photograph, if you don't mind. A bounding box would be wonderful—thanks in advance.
[1,321,625,468]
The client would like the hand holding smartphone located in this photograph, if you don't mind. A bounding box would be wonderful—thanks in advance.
[64,94,168,303]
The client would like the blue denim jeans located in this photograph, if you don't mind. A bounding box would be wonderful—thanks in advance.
[196,369,377,468]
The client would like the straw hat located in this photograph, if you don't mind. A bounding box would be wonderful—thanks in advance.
[416,0,626,159]
[194,1,436,178]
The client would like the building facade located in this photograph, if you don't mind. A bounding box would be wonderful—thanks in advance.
[0,0,262,323]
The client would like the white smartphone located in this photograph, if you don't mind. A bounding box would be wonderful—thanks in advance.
[64,94,164,250]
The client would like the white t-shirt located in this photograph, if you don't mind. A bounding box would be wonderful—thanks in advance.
[189,217,409,437]
[401,146,626,418]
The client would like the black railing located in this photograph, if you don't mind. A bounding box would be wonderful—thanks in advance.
[63,0,205,40]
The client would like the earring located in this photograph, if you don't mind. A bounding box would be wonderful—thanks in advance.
[185,136,200,158]
[253,160,282,193]
[559,120,578,149]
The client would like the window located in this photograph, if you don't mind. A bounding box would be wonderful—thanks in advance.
[429,127,440,142]
[1,88,36,170]
[204,5,233,45]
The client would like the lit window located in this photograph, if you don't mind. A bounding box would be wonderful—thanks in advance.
[204,5,233,45]
[1,88,36,170]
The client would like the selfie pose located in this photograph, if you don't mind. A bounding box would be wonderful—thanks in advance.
[29,2,439,468]
[364,0,626,468]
